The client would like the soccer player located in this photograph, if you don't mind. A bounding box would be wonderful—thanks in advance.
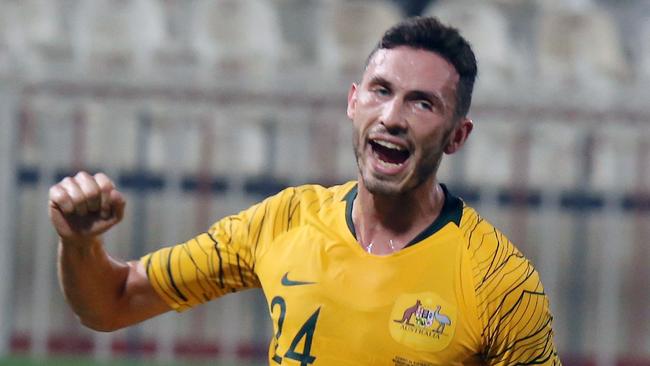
[49,17,561,365]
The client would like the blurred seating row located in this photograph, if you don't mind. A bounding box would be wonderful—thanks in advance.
[15,97,650,193]
[0,0,648,92]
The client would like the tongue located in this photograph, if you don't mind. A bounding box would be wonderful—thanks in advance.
[372,142,409,164]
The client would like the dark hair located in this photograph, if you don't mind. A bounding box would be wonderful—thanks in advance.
[367,16,477,119]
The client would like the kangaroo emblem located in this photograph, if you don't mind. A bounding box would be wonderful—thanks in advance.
[394,300,421,326]
[432,305,452,334]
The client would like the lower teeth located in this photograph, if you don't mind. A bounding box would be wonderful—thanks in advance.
[378,159,402,168]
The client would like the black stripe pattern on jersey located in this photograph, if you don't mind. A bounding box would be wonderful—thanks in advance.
[461,206,562,365]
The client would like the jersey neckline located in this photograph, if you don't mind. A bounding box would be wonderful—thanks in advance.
[342,183,463,249]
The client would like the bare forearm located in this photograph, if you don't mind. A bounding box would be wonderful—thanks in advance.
[57,237,130,331]
[51,172,171,331]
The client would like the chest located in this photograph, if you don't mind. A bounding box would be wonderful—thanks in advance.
[255,224,482,365]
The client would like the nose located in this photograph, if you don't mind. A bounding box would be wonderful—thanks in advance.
[380,98,407,132]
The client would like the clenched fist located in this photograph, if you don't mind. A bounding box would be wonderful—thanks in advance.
[49,171,126,242]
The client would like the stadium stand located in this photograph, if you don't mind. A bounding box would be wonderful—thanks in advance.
[151,1,201,71]
[641,16,650,82]
[591,124,642,192]
[424,0,522,95]
[192,0,282,82]
[74,0,164,73]
[536,4,628,102]
[318,0,402,78]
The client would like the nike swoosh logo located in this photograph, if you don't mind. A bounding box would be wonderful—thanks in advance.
[281,272,316,286]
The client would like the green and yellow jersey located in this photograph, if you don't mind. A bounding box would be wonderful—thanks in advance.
[141,182,561,365]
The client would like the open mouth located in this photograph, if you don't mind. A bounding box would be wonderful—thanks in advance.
[369,139,410,166]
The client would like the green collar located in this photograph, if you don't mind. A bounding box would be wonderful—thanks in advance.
[343,183,463,248]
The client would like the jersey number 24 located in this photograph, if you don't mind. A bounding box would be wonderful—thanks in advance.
[270,296,321,366]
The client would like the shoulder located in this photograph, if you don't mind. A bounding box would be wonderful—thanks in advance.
[221,181,356,230]
[261,181,355,203]
[268,181,356,213]
[458,204,526,267]
[457,204,494,247]
[289,181,356,202]
[458,203,539,299]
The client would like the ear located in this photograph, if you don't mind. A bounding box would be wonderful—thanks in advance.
[346,83,358,120]
[444,118,473,154]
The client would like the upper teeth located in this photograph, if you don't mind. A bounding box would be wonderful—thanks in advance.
[374,140,405,151]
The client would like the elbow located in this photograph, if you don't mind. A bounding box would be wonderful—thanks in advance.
[78,315,124,333]
[70,299,133,332]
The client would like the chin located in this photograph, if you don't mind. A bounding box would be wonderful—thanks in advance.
[366,183,401,196]
[361,174,410,196]
[361,163,437,197]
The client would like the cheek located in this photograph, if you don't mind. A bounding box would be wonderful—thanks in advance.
[352,123,367,152]
[352,127,360,146]
[356,90,374,105]
[355,92,383,117]
[352,111,374,137]
[417,126,452,155]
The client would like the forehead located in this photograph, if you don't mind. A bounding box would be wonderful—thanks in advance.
[363,47,459,96]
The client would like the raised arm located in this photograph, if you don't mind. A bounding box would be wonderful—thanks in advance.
[49,171,171,331]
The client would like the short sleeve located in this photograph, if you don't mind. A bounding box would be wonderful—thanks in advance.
[140,187,301,311]
[464,212,561,365]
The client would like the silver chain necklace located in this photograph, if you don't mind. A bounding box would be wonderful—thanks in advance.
[366,239,397,254]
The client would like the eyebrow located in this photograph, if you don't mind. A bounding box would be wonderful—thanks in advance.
[367,75,392,89]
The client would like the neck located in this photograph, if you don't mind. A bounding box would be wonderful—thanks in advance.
[352,178,445,254]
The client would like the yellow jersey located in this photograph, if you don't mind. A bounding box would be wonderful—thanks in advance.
[141,182,561,365]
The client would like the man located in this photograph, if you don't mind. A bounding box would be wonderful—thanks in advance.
[49,17,561,365]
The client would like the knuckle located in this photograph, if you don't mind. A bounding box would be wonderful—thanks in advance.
[49,186,64,201]
[75,170,89,179]
[99,183,113,197]
[80,179,99,193]
[86,187,101,200]
[95,173,114,189]
[69,193,84,205]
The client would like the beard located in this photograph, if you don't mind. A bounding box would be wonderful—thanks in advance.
[352,128,447,196]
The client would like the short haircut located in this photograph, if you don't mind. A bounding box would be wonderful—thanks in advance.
[367,16,477,119]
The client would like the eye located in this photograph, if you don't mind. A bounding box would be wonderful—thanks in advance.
[371,86,391,97]
[415,100,433,111]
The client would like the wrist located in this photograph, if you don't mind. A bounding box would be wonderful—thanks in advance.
[59,236,103,255]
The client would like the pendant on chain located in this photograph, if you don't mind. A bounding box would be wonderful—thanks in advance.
[366,239,396,254]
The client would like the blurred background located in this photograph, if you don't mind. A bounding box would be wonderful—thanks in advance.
[0,0,649,365]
